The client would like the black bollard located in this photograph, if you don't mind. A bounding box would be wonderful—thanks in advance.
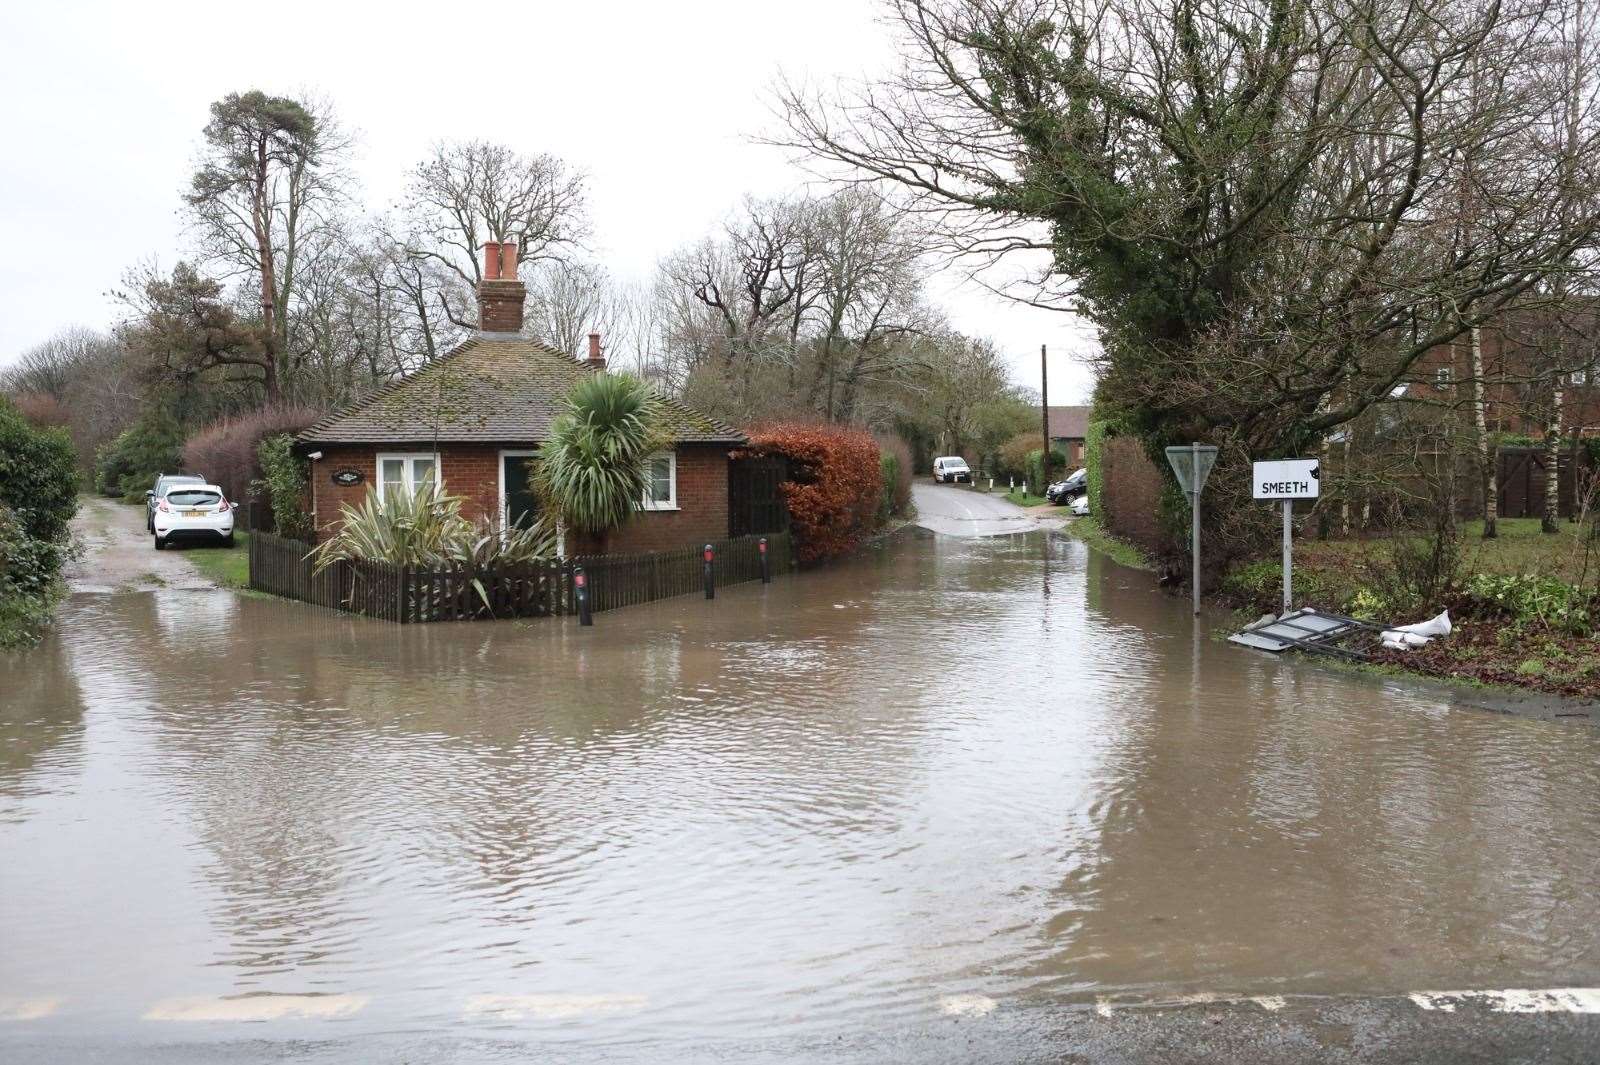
[574,565,593,626]
[703,543,715,600]
[758,537,770,583]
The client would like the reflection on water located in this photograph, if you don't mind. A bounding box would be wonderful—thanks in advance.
[2,529,1599,1044]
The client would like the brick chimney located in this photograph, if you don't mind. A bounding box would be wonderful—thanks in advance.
[477,241,525,333]
[586,331,606,370]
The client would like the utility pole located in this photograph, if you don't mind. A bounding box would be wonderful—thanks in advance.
[1040,344,1050,488]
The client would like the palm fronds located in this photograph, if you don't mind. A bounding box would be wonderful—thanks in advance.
[536,372,668,534]
[309,486,558,572]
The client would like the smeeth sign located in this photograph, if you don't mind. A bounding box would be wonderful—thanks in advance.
[1253,459,1320,500]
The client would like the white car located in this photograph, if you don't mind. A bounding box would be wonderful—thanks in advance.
[153,483,236,550]
[1070,495,1090,517]
[932,456,972,483]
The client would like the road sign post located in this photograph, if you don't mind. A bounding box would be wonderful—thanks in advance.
[1164,443,1220,617]
[1252,459,1320,615]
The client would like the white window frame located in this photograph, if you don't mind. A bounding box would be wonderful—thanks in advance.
[376,452,441,499]
[1435,366,1452,388]
[498,449,541,528]
[640,450,678,512]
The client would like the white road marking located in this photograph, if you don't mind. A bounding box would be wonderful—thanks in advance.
[463,993,648,1020]
[0,997,62,1021]
[1409,988,1600,1014]
[938,994,997,1018]
[1099,987,1600,1017]
[143,994,369,1022]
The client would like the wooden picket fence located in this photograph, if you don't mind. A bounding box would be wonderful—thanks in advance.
[248,530,793,623]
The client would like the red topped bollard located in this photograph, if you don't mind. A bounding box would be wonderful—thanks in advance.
[574,565,593,626]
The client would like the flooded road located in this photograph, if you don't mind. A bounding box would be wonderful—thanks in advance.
[3,529,1599,1059]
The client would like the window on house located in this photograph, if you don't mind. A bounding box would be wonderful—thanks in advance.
[377,453,438,500]
[1435,366,1452,388]
[641,451,677,510]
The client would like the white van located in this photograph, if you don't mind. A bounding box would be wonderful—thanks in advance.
[932,456,971,484]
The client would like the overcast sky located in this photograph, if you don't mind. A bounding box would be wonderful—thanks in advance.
[0,0,1097,402]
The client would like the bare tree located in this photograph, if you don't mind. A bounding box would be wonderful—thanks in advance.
[526,260,611,357]
[400,140,589,328]
[655,190,934,419]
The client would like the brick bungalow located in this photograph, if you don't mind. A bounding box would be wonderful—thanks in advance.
[296,242,746,553]
[1045,405,1091,466]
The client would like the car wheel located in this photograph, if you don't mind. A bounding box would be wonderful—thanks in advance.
[222,533,235,548]
[154,535,165,551]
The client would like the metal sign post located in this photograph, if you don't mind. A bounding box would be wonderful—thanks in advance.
[1252,459,1320,615]
[1164,443,1220,616]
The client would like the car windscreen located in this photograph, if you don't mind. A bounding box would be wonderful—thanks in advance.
[942,459,968,468]
[166,490,221,507]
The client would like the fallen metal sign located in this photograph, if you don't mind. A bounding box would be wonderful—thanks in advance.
[1229,607,1384,660]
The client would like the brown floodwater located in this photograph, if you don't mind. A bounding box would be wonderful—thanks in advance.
[2,529,1599,1048]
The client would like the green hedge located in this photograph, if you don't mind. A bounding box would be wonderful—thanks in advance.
[255,433,313,539]
[0,398,78,649]
[1084,419,1107,518]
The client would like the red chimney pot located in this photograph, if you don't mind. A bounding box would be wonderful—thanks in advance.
[483,242,502,280]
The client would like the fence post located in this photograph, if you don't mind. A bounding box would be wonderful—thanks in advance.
[574,565,593,626]
[703,543,715,600]
[758,537,770,584]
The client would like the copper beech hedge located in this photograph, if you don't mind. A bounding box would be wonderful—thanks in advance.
[740,424,883,563]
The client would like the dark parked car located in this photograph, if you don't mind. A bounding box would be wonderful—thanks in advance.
[145,474,206,533]
[1045,468,1087,505]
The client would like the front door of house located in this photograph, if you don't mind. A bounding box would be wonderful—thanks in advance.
[502,453,540,529]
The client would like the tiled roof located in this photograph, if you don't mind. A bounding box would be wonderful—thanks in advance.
[298,334,746,447]
[1045,405,1091,440]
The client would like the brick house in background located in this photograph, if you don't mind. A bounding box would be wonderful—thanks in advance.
[1045,405,1092,466]
[296,242,746,553]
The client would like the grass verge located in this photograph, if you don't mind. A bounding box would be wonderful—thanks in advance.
[1061,516,1155,571]
[177,531,251,590]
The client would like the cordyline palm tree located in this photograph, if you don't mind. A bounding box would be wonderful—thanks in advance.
[537,372,667,549]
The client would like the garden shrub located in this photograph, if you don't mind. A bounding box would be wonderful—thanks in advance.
[181,405,322,503]
[1027,446,1067,492]
[0,397,79,546]
[997,432,1036,483]
[0,400,78,648]
[1220,556,1342,614]
[741,423,883,563]
[94,413,185,500]
[0,503,67,635]
[997,431,1064,490]
[1463,573,1596,636]
[875,432,913,521]
[255,433,313,539]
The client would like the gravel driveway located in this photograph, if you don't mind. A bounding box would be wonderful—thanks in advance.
[64,495,218,594]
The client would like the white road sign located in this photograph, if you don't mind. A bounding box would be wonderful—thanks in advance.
[1253,459,1320,500]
